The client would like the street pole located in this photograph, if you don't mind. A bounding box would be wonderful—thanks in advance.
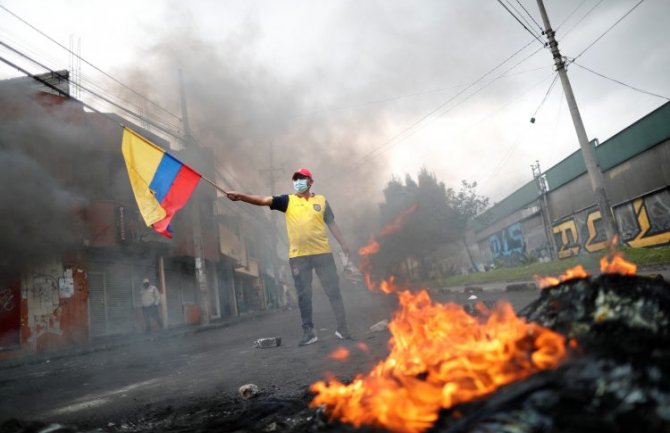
[178,68,210,324]
[535,0,619,243]
[531,161,557,260]
[264,142,282,308]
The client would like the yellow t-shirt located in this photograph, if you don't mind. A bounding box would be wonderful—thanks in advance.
[272,194,333,258]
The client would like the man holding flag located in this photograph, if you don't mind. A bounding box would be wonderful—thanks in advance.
[226,168,353,346]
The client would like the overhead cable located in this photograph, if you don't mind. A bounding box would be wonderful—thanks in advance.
[559,0,605,38]
[573,0,645,60]
[0,4,181,121]
[555,0,590,31]
[572,62,669,101]
[0,41,181,139]
[496,0,545,46]
[513,0,544,34]
[329,40,545,179]
[530,72,559,122]
[503,0,539,35]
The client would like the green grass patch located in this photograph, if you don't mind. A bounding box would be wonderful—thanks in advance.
[440,246,670,287]
[618,246,670,265]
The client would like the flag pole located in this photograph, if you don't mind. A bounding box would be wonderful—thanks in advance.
[201,175,229,195]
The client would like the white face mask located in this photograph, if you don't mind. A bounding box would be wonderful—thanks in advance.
[293,178,309,193]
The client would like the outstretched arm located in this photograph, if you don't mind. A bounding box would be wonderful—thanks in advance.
[226,191,273,207]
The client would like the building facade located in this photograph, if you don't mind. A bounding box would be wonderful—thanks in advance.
[0,71,283,359]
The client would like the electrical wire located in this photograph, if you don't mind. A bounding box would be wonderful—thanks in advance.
[0,36,283,240]
[0,40,181,138]
[407,69,555,173]
[555,0,589,30]
[479,72,559,190]
[572,62,669,101]
[504,0,541,36]
[0,4,181,122]
[531,72,559,120]
[559,0,605,38]
[513,0,544,33]
[0,49,281,241]
[572,0,645,60]
[0,28,181,136]
[496,0,545,46]
[330,41,545,180]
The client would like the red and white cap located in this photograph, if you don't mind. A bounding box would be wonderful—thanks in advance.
[292,168,313,180]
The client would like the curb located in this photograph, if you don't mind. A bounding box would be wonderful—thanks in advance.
[0,309,277,370]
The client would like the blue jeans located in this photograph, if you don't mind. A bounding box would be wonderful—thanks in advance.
[289,253,347,332]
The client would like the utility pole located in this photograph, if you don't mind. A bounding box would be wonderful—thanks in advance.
[261,142,283,307]
[535,0,618,242]
[531,160,556,260]
[178,68,210,324]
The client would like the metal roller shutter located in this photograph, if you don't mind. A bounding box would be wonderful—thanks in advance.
[104,262,134,335]
[87,271,107,337]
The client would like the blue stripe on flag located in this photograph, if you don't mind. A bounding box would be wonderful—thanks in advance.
[150,153,182,203]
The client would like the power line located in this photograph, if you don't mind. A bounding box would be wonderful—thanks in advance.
[504,0,540,35]
[556,0,590,30]
[572,62,669,101]
[573,0,645,60]
[0,42,180,141]
[327,40,545,180]
[560,0,605,38]
[0,38,278,235]
[496,0,545,46]
[409,69,556,177]
[479,72,559,190]
[514,0,544,33]
[0,50,264,231]
[530,72,559,122]
[0,4,181,121]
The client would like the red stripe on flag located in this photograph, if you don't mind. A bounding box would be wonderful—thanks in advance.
[152,165,201,238]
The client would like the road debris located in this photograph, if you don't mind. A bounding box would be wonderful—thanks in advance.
[238,383,260,399]
[254,337,282,348]
[369,319,388,332]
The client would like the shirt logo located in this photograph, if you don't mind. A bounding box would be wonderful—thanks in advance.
[313,204,321,212]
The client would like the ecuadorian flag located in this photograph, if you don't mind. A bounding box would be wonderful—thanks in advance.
[121,128,201,238]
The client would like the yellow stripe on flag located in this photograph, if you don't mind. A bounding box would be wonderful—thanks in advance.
[121,128,167,227]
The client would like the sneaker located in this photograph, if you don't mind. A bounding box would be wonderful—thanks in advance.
[335,329,353,340]
[298,328,318,346]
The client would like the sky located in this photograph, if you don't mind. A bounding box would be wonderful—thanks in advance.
[1,0,668,209]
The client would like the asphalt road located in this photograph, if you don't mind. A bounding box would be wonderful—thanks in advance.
[0,282,540,430]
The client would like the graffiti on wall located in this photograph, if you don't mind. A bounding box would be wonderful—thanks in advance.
[489,223,526,261]
[614,189,670,248]
[27,273,63,346]
[552,207,608,259]
[0,280,21,348]
[552,189,670,259]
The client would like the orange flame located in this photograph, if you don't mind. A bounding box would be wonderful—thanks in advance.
[329,347,351,361]
[600,251,636,275]
[358,205,418,293]
[380,204,419,236]
[358,238,380,256]
[310,290,568,433]
[534,264,590,289]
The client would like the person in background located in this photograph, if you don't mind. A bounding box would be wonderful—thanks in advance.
[140,277,163,334]
[225,168,353,346]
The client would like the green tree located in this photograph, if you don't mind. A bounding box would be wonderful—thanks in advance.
[447,180,490,271]
[374,169,487,280]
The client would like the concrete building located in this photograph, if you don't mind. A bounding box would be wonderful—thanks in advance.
[0,71,283,359]
[466,101,670,269]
